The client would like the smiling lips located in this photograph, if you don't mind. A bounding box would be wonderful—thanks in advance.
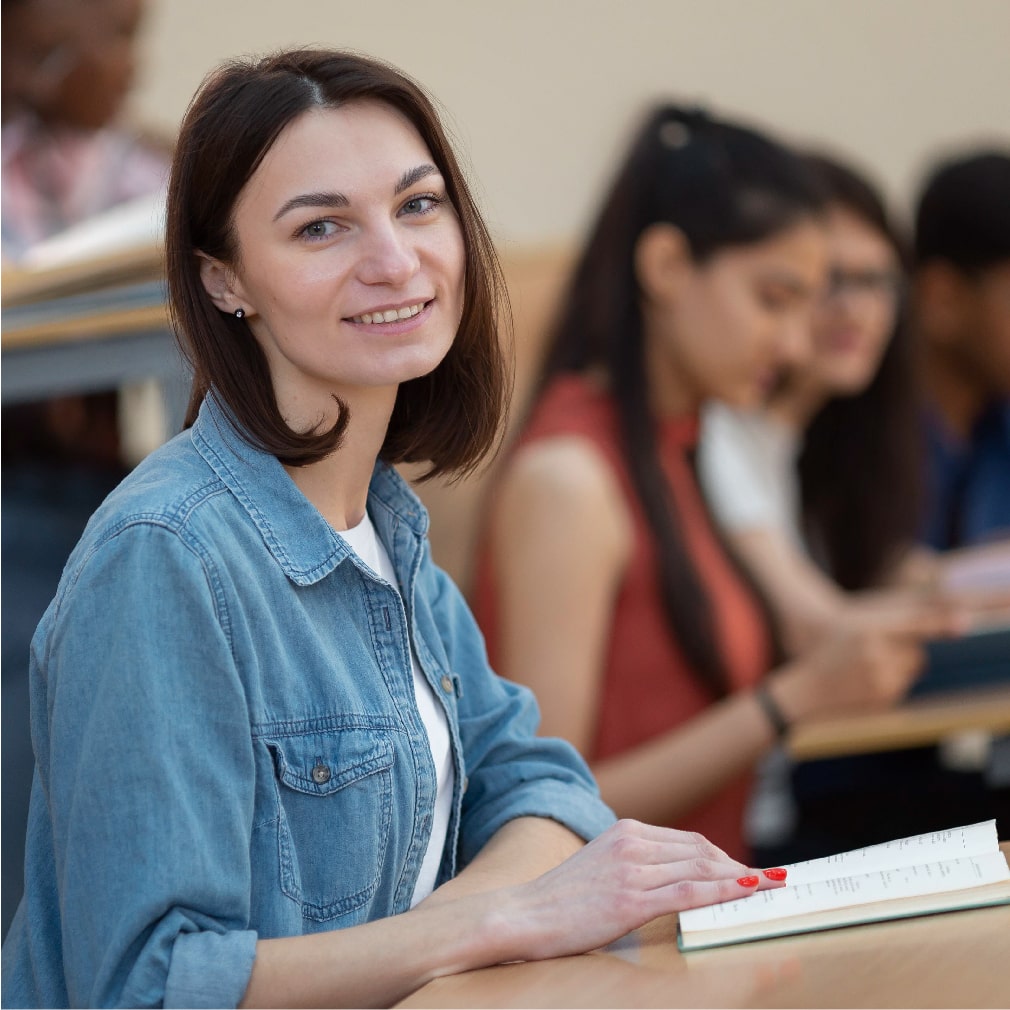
[349,300,429,325]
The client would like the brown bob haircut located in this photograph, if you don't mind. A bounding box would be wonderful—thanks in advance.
[166,48,511,479]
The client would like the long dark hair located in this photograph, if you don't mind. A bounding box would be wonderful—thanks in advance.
[797,153,921,589]
[540,104,826,697]
[166,48,511,478]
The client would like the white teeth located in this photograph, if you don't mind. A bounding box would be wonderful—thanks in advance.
[351,302,425,324]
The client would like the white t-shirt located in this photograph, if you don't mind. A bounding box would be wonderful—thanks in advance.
[698,402,804,548]
[338,512,455,907]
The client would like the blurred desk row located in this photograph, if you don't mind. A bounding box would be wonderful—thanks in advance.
[1,287,189,437]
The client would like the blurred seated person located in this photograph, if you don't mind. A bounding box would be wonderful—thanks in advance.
[697,151,1009,864]
[1,0,169,940]
[472,106,963,864]
[1,0,168,257]
[911,150,1010,552]
[699,152,929,658]
[700,152,1010,656]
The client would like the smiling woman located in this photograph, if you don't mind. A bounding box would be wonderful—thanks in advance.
[0,49,784,1010]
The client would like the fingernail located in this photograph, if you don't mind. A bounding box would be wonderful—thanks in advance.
[737,875,760,887]
[763,867,788,881]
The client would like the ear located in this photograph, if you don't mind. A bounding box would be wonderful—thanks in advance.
[914,262,970,347]
[197,251,247,316]
[634,223,693,307]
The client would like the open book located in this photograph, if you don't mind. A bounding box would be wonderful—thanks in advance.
[677,820,1010,951]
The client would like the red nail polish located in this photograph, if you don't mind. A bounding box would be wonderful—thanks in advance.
[763,867,788,881]
[737,875,760,887]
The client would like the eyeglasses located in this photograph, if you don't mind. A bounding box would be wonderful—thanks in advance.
[823,269,904,302]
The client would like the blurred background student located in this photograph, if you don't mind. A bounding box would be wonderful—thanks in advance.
[1,0,170,938]
[699,149,1010,865]
[472,105,960,863]
[699,153,923,658]
[911,150,1010,553]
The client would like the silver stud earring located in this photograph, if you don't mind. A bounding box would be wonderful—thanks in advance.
[233,308,245,319]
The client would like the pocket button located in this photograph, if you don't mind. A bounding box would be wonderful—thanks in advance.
[440,674,453,694]
[311,763,331,785]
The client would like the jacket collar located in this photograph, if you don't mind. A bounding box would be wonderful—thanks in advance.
[191,391,429,586]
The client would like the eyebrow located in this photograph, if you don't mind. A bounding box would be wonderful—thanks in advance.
[272,164,441,222]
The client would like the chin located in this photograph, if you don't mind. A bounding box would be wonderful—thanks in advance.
[823,368,876,398]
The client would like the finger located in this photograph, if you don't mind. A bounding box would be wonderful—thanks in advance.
[602,821,745,870]
[605,820,732,857]
[755,866,789,891]
[888,606,971,641]
[649,873,765,914]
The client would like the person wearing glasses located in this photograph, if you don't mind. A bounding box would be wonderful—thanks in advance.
[699,153,922,659]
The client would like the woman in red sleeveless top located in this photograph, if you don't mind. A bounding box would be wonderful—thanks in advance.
[473,106,961,861]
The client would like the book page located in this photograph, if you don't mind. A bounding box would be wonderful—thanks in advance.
[781,820,998,886]
[679,850,1009,934]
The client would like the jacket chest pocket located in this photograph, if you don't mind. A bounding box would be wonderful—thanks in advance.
[267,730,395,921]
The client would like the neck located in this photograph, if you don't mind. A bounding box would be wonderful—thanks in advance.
[642,313,701,417]
[768,377,829,430]
[922,346,990,439]
[282,388,396,531]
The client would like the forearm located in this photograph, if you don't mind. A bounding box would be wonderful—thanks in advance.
[590,690,777,826]
[243,817,776,1008]
[426,816,586,905]
[241,891,512,1009]
[729,527,844,656]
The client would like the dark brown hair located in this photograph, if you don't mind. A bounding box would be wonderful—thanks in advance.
[539,104,826,697]
[166,48,511,478]
[796,152,922,590]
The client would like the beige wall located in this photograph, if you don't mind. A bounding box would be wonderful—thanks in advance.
[130,0,1010,248]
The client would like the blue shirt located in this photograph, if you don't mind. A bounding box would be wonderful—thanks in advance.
[920,399,1010,550]
[2,393,614,1009]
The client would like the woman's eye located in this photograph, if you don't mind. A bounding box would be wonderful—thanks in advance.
[759,289,791,312]
[299,219,338,240]
[400,194,441,217]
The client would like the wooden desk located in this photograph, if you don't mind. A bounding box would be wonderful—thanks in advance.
[788,683,1010,761]
[397,846,1010,1009]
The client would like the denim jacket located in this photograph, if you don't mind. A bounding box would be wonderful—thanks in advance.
[2,392,614,1009]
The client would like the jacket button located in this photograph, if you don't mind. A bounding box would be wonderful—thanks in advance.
[311,763,331,784]
[440,674,453,694]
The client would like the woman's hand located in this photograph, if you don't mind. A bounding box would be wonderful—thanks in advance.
[770,602,968,722]
[488,819,783,963]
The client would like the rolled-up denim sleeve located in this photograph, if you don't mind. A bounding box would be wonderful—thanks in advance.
[424,563,616,865]
[43,521,258,1008]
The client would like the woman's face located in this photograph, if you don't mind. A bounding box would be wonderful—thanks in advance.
[209,101,465,428]
[806,205,901,396]
[648,219,827,411]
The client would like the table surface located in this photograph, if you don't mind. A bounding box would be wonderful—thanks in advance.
[397,846,1010,1009]
[787,682,1010,761]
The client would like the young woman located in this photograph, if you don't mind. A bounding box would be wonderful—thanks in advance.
[698,153,924,656]
[0,53,784,1009]
[472,106,960,862]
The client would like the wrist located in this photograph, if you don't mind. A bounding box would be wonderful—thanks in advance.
[753,683,790,740]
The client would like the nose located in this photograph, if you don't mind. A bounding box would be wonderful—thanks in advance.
[356,223,420,288]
